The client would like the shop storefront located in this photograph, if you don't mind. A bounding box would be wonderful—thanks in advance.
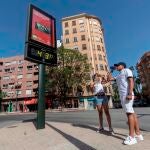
[79,96,96,110]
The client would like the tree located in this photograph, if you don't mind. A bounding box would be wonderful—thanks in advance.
[0,89,7,112]
[129,66,142,98]
[46,46,91,107]
[112,81,120,102]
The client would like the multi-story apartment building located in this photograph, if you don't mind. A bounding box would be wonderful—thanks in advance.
[136,51,150,101]
[62,13,113,108]
[0,56,39,112]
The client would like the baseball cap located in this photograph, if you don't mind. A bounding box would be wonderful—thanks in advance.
[114,62,126,68]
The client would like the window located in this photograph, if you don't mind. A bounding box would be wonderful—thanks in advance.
[103,87,107,93]
[73,28,77,33]
[27,73,32,78]
[100,38,103,43]
[26,90,32,95]
[65,22,68,27]
[18,66,23,71]
[97,45,101,50]
[82,44,87,50]
[73,46,78,50]
[17,74,23,79]
[100,64,104,70]
[108,87,111,93]
[80,26,85,32]
[93,21,97,26]
[65,30,69,35]
[26,81,32,87]
[98,54,102,60]
[94,54,97,60]
[103,56,106,61]
[79,19,84,24]
[16,90,21,95]
[4,62,10,66]
[81,35,86,41]
[11,67,15,71]
[72,20,76,26]
[95,37,100,42]
[102,46,105,52]
[7,91,15,95]
[11,61,17,65]
[3,76,9,80]
[27,65,33,71]
[95,64,98,71]
[93,28,98,33]
[73,37,78,42]
[4,68,10,73]
[9,83,15,88]
[105,65,108,71]
[65,38,70,44]
[18,60,23,64]
[3,84,8,89]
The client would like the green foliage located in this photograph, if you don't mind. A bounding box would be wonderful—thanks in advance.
[0,90,7,100]
[112,81,120,102]
[46,46,91,105]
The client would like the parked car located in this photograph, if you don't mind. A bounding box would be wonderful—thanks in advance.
[133,99,147,107]
[113,101,122,108]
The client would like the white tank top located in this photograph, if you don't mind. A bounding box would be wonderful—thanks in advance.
[94,82,104,95]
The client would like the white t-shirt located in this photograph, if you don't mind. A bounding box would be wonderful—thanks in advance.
[94,82,104,95]
[115,68,133,96]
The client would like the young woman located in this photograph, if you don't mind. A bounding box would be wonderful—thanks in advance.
[91,73,113,133]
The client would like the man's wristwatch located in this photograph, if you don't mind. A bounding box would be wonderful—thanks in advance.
[128,93,132,96]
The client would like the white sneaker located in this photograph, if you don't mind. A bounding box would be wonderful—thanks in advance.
[124,136,137,145]
[96,128,104,133]
[135,134,144,141]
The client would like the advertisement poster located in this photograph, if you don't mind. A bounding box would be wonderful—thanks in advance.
[31,9,55,47]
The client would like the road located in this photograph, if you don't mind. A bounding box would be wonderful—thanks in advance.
[0,107,150,132]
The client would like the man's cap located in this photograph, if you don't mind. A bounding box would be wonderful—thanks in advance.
[114,62,126,68]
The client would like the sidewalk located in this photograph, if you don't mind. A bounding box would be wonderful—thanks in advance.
[0,121,150,150]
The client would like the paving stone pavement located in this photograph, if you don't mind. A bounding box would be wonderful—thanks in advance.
[0,121,149,150]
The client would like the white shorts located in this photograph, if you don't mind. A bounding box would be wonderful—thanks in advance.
[120,95,134,113]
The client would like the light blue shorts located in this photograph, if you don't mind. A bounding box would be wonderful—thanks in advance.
[94,96,109,105]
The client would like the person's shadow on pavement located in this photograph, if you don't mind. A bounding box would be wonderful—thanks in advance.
[72,124,126,141]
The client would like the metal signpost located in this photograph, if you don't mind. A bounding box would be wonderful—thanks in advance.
[24,4,57,129]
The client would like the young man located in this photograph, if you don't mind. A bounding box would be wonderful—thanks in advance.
[107,62,143,145]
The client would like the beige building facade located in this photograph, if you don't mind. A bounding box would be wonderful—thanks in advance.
[62,13,113,108]
[62,14,111,92]
[136,51,150,101]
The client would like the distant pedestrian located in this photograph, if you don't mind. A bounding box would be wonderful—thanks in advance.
[90,73,114,134]
[107,62,144,145]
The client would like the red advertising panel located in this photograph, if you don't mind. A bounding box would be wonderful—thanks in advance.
[25,4,57,65]
[31,9,55,47]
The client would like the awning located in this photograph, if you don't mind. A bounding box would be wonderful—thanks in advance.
[24,98,37,105]
[79,97,95,102]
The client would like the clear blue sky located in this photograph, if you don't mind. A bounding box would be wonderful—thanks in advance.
[0,0,150,68]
